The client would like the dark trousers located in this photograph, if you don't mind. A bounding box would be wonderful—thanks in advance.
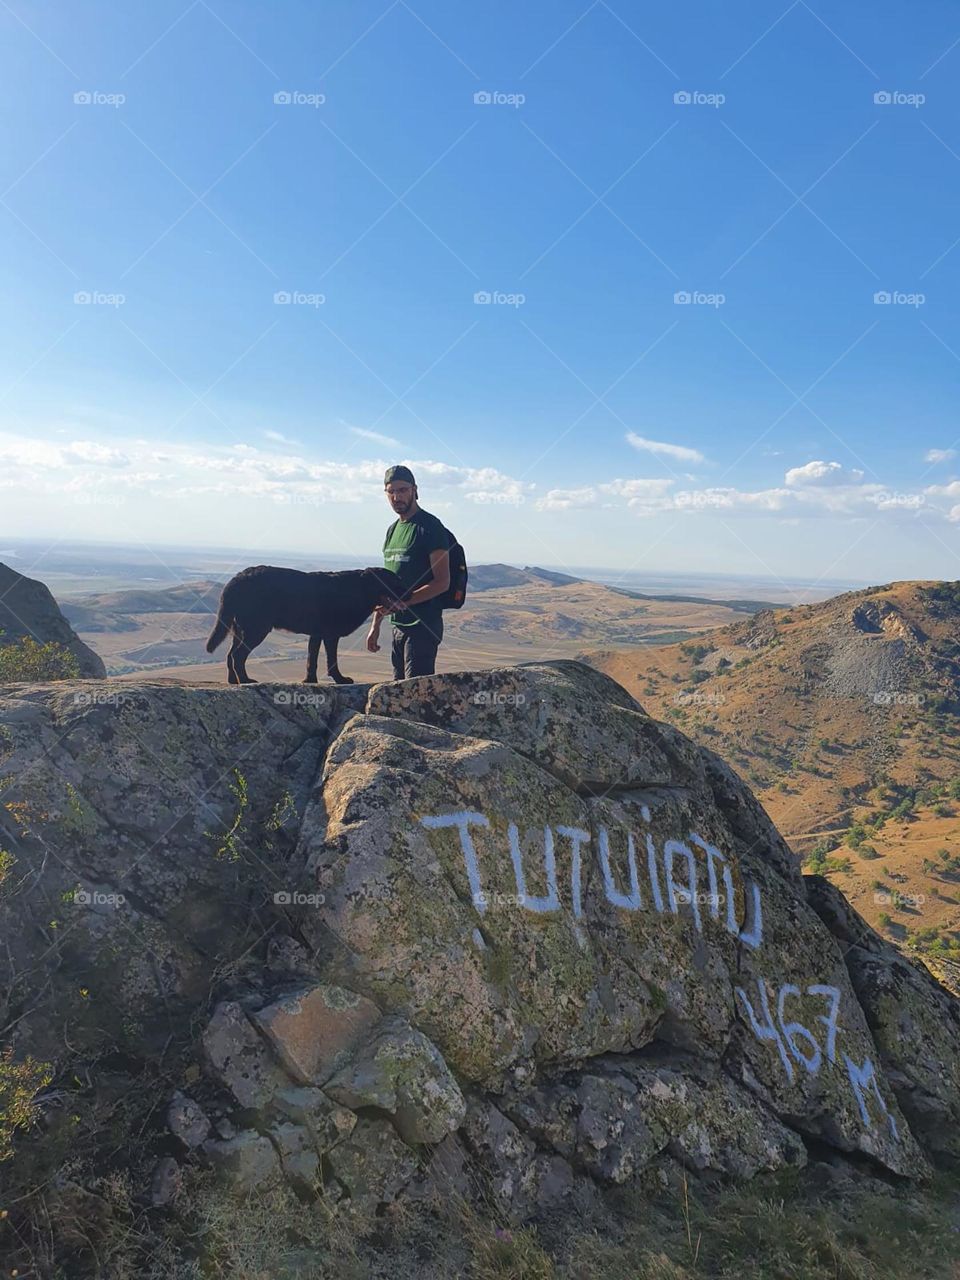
[391,615,443,679]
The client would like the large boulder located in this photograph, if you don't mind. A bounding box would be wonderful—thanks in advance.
[1,661,956,1247]
[301,663,927,1177]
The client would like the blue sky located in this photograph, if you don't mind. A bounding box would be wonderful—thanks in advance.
[2,0,960,586]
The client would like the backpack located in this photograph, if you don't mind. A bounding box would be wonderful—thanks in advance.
[437,526,468,610]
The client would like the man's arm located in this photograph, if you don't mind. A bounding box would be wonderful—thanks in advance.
[369,549,448,623]
[404,547,450,607]
[366,610,383,652]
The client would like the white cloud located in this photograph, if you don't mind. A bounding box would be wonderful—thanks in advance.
[536,486,600,510]
[349,425,404,449]
[626,432,705,464]
[0,437,129,469]
[264,429,299,445]
[63,441,129,466]
[0,431,532,511]
[785,460,865,488]
[925,447,956,464]
[598,478,674,512]
[538,467,937,523]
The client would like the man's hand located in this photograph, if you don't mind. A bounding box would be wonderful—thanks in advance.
[366,629,380,653]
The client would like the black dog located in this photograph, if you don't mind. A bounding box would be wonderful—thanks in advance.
[205,565,407,685]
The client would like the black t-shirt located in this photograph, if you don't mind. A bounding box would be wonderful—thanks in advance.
[383,508,447,627]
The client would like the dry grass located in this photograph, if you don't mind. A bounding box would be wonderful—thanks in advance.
[559,1167,960,1280]
[3,1155,959,1279]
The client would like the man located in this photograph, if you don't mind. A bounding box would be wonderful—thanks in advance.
[366,464,450,678]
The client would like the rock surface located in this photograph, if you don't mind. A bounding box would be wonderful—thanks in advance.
[325,1014,467,1144]
[251,983,381,1084]
[1,661,956,1232]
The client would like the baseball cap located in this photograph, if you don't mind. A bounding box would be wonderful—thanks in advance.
[384,465,416,486]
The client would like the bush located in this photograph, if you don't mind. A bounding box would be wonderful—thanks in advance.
[0,1047,52,1162]
[805,852,852,876]
[844,823,868,849]
[0,634,80,682]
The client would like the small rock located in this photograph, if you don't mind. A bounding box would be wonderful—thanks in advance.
[405,1133,472,1203]
[271,1085,357,1150]
[251,983,381,1085]
[324,1117,418,1217]
[202,1001,288,1109]
[268,1121,322,1195]
[269,1121,313,1160]
[267,935,311,974]
[325,1014,466,1144]
[285,1149,321,1196]
[148,1156,181,1206]
[461,1099,542,1215]
[166,1091,210,1149]
[202,1130,280,1193]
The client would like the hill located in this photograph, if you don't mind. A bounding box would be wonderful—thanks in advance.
[0,561,105,676]
[60,578,225,631]
[583,581,960,972]
[468,564,584,591]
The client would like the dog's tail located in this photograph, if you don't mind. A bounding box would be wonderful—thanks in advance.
[205,614,230,653]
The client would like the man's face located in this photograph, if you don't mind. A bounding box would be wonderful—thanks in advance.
[386,481,415,515]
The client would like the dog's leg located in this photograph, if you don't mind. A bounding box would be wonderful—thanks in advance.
[323,634,353,685]
[304,635,321,683]
[227,633,245,685]
[226,639,239,685]
[232,624,269,684]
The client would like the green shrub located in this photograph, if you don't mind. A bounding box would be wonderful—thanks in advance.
[0,848,14,895]
[805,853,852,876]
[0,634,80,682]
[0,1046,52,1162]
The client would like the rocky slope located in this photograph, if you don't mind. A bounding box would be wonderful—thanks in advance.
[0,560,105,676]
[585,581,960,838]
[0,662,958,1271]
